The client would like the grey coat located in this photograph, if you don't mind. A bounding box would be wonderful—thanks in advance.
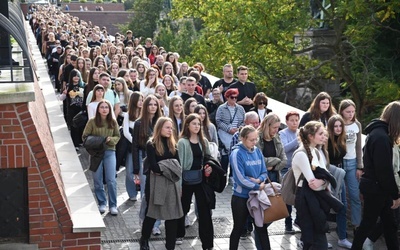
[147,158,184,220]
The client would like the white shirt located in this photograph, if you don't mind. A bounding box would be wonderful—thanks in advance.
[344,122,359,159]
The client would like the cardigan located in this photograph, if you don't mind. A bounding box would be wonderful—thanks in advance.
[177,137,211,171]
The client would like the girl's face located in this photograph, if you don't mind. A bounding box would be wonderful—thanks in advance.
[168,55,175,63]
[189,101,197,114]
[163,77,172,87]
[197,109,206,122]
[286,115,299,132]
[77,60,84,69]
[333,120,343,136]
[161,121,173,138]
[319,98,330,113]
[309,127,326,147]
[115,81,123,92]
[112,56,119,64]
[110,47,116,53]
[138,65,145,73]
[85,60,91,69]
[120,57,128,65]
[111,65,119,74]
[164,65,173,75]
[123,73,130,82]
[242,131,258,150]
[98,102,110,117]
[93,70,99,81]
[269,121,280,138]
[137,96,143,108]
[130,72,137,82]
[95,88,104,98]
[72,75,80,84]
[137,48,143,56]
[156,86,166,96]
[66,56,71,64]
[181,64,188,72]
[92,51,97,57]
[147,99,158,114]
[97,59,104,66]
[188,118,201,135]
[341,105,355,122]
[173,100,183,115]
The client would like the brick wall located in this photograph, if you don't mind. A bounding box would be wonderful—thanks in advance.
[0,78,101,249]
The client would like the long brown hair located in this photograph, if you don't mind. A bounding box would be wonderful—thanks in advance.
[168,96,185,140]
[138,95,162,147]
[338,99,357,122]
[128,91,143,122]
[327,115,347,157]
[380,101,400,144]
[150,117,177,156]
[180,113,207,152]
[308,92,336,121]
[194,104,211,141]
[94,100,115,129]
[299,121,324,164]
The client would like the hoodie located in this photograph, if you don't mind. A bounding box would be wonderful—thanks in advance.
[361,119,399,200]
[229,143,268,198]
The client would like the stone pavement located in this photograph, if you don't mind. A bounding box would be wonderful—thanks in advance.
[77,149,387,250]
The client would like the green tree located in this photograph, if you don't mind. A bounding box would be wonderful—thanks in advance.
[171,0,400,124]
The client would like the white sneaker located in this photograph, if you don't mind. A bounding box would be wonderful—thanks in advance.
[363,238,374,250]
[297,239,303,249]
[129,196,137,201]
[328,242,333,249]
[152,227,161,236]
[185,215,191,227]
[338,239,352,249]
[176,238,183,245]
[99,205,106,214]
[109,206,118,216]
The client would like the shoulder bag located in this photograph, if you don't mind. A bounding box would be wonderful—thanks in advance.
[264,177,289,224]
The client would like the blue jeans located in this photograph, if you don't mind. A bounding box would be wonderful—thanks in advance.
[336,182,347,240]
[343,158,361,226]
[93,150,117,208]
[125,151,136,199]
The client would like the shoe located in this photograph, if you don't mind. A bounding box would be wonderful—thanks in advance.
[110,206,118,216]
[185,215,191,227]
[152,227,161,236]
[99,205,106,214]
[338,239,352,248]
[293,221,300,230]
[139,239,149,250]
[328,242,333,249]
[284,226,296,234]
[75,147,80,151]
[297,240,303,249]
[363,238,374,250]
[176,238,183,245]
[129,196,137,201]
[240,232,247,240]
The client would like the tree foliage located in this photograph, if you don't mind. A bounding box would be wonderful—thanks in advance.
[170,0,400,124]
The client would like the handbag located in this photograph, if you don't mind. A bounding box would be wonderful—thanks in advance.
[280,168,303,206]
[263,177,289,224]
[72,110,88,128]
[182,168,203,185]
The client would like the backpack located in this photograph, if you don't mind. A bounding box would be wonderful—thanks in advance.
[280,147,320,205]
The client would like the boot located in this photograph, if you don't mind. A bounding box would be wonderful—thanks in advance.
[139,238,149,250]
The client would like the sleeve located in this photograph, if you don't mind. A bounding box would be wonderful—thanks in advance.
[85,91,93,106]
[209,124,218,145]
[216,106,231,132]
[293,151,324,191]
[107,121,120,146]
[82,119,94,141]
[273,137,288,171]
[123,113,133,143]
[299,112,311,128]
[279,129,299,154]
[229,149,260,190]
[177,139,187,171]
[132,121,141,174]
[146,142,162,174]
[258,149,268,183]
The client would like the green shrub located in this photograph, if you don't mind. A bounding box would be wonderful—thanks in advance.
[95,0,103,3]
[79,0,87,3]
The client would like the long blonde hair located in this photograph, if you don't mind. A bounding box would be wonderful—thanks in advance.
[150,117,177,156]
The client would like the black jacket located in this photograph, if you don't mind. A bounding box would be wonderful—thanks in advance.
[360,119,399,200]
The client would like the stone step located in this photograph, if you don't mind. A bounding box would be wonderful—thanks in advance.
[0,243,38,250]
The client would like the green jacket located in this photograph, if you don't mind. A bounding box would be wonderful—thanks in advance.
[177,137,211,171]
[82,118,120,151]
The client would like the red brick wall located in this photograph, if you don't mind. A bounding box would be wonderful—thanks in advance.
[0,78,101,249]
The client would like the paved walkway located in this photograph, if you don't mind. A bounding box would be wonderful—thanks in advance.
[77,149,387,250]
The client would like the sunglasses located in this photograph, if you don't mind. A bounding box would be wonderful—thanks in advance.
[229,96,238,100]
[258,102,265,105]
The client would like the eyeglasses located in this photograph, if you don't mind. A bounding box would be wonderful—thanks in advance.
[229,96,238,100]
[258,102,265,105]
[149,74,156,76]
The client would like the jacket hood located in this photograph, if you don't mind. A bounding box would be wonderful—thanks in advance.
[364,119,388,134]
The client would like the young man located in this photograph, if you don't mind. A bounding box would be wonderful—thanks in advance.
[213,64,236,100]
[180,77,206,106]
[228,65,257,112]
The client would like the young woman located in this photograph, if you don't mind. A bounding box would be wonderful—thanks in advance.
[168,96,185,140]
[194,104,218,145]
[177,114,213,250]
[148,45,159,65]
[83,67,100,107]
[136,45,150,66]
[257,113,287,183]
[140,68,158,97]
[66,69,85,148]
[105,45,117,67]
[136,61,148,81]
[155,84,169,116]
[162,62,179,85]
[292,121,332,249]
[184,97,198,116]
[114,77,133,126]
[229,125,270,250]
[132,95,163,197]
[352,101,400,249]
[129,68,140,91]
[87,84,106,119]
[82,100,120,215]
[326,115,352,248]
[123,92,143,201]
[119,54,129,70]
[299,92,336,127]
[177,62,189,79]
[93,55,107,71]
[117,69,134,90]
[109,63,119,87]
[338,99,363,235]
[139,117,183,250]
[166,52,180,75]
[76,57,88,84]
[162,75,178,96]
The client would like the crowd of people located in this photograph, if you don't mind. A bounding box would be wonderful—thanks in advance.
[28,4,400,250]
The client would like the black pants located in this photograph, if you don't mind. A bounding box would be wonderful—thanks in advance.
[67,104,83,147]
[351,193,399,250]
[141,216,180,250]
[180,183,214,249]
[230,195,271,250]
